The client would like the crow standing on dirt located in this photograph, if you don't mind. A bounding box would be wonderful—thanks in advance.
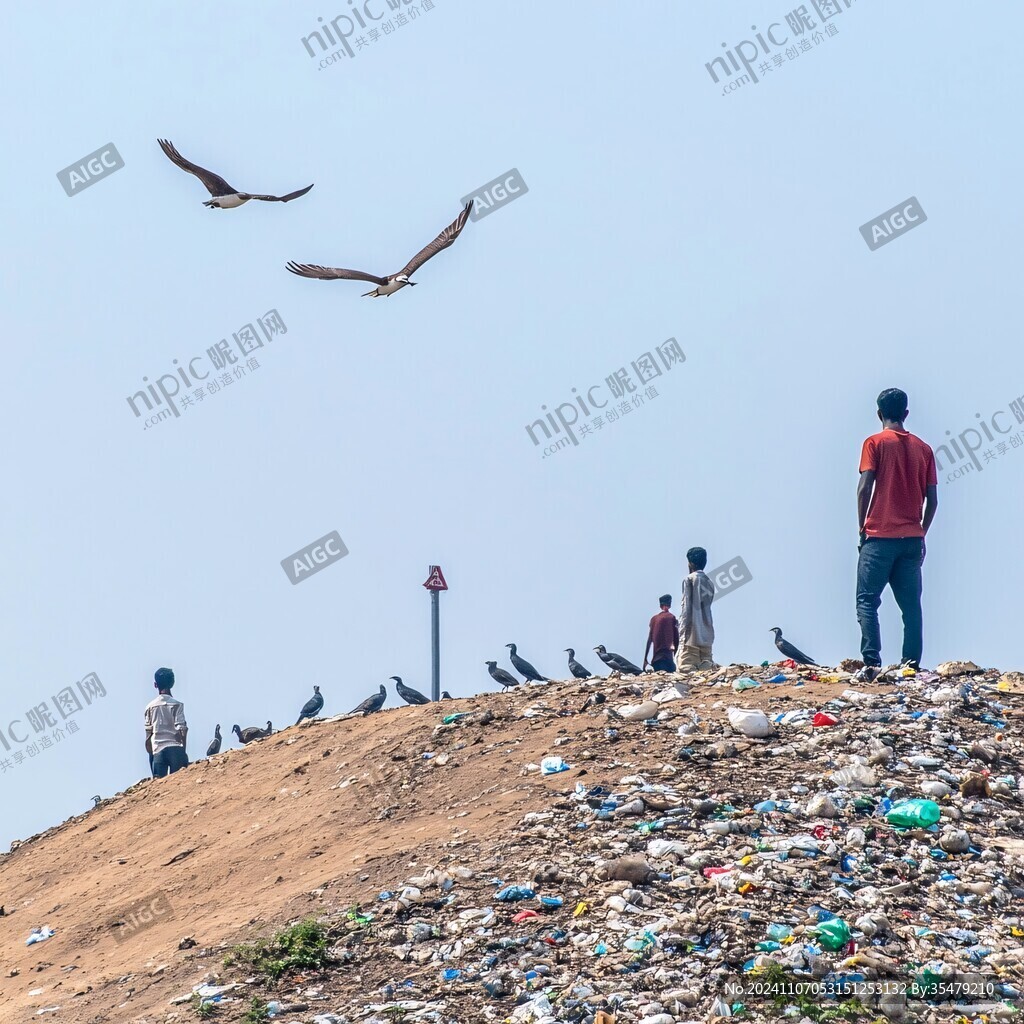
[486,661,520,692]
[233,723,269,744]
[564,648,593,679]
[392,676,430,705]
[350,684,387,715]
[206,725,222,756]
[593,645,643,676]
[296,685,324,723]
[769,627,816,665]
[505,643,549,682]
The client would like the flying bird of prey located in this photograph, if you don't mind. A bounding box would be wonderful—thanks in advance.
[351,684,387,716]
[769,627,816,665]
[206,725,222,756]
[391,676,430,706]
[486,661,520,692]
[593,645,643,676]
[286,201,472,297]
[564,648,593,679]
[233,723,270,745]
[506,643,549,683]
[296,685,324,724]
[157,139,313,209]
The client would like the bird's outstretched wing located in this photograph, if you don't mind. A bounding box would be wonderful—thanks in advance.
[244,184,314,203]
[158,139,236,197]
[398,202,473,278]
[286,262,389,286]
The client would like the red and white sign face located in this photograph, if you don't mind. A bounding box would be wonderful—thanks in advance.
[422,565,448,591]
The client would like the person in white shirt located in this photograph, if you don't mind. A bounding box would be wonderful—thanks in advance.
[144,667,189,777]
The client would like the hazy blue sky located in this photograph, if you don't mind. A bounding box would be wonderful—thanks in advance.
[2,1,1022,850]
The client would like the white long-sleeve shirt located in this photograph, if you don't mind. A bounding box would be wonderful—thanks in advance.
[680,570,715,647]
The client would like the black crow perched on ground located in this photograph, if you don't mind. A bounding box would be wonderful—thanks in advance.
[769,627,816,665]
[233,723,270,744]
[564,648,593,679]
[593,645,643,675]
[296,685,324,724]
[506,643,549,682]
[206,725,222,756]
[350,684,387,715]
[486,661,520,691]
[392,676,430,705]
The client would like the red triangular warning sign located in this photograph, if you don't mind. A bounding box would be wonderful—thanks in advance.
[422,565,448,591]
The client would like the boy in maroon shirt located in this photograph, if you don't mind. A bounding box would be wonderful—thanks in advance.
[855,388,938,679]
[643,595,679,672]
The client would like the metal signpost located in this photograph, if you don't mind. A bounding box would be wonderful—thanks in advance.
[422,565,448,701]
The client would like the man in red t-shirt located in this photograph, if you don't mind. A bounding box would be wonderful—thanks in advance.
[855,388,938,679]
[643,594,680,673]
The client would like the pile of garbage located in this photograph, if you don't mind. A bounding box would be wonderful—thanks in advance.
[207,660,1024,1023]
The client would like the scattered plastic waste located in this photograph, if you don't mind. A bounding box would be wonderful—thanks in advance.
[812,916,852,950]
[727,706,772,738]
[152,658,1024,1022]
[25,926,55,946]
[495,885,536,901]
[886,797,942,828]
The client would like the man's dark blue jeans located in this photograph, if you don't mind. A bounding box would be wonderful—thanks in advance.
[856,536,924,668]
[152,745,189,777]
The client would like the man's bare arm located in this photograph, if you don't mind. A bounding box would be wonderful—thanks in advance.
[857,470,876,534]
[922,484,938,534]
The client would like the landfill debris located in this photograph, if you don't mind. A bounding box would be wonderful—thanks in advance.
[296,658,1024,1023]
[25,926,54,946]
[10,656,1023,1024]
[727,707,772,738]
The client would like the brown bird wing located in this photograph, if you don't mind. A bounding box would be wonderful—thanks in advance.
[285,262,388,286]
[398,202,473,278]
[243,184,314,203]
[158,139,236,197]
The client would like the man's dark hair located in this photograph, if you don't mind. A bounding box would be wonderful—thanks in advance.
[659,594,672,607]
[154,667,175,690]
[877,388,908,422]
[686,546,708,570]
